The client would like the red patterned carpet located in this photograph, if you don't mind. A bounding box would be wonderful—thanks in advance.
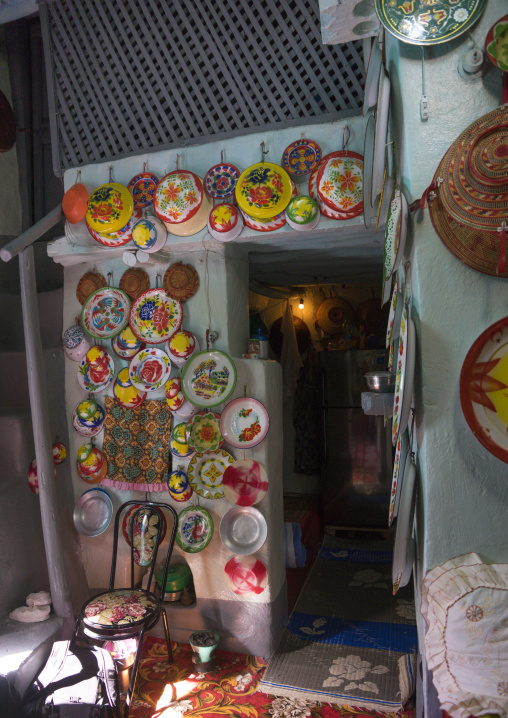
[129,637,415,718]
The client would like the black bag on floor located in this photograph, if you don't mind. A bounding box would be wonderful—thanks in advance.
[22,641,119,717]
[0,675,23,718]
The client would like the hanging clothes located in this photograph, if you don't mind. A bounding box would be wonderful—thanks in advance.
[293,345,321,475]
[280,300,303,403]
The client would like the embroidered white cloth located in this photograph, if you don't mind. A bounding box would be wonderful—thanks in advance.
[422,553,508,718]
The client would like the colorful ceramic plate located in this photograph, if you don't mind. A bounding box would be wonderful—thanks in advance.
[129,348,171,392]
[181,350,237,408]
[163,263,199,302]
[220,397,269,449]
[122,504,167,566]
[392,305,415,445]
[459,316,508,463]
[154,170,204,224]
[375,0,487,46]
[220,506,267,555]
[186,411,223,454]
[170,422,196,460]
[204,163,240,199]
[235,162,292,219]
[76,271,106,306]
[317,151,364,217]
[129,289,183,344]
[208,203,243,241]
[176,506,214,553]
[363,114,376,230]
[308,166,355,220]
[73,488,113,537]
[81,287,130,340]
[485,14,508,72]
[72,402,105,438]
[187,449,234,499]
[363,38,382,116]
[372,72,390,205]
[386,279,399,349]
[86,183,133,234]
[383,185,408,285]
[240,207,287,232]
[127,172,159,208]
[392,452,416,595]
[119,267,150,302]
[282,139,322,176]
[166,330,198,365]
[113,368,147,408]
[77,351,114,393]
[111,326,146,361]
[224,555,267,596]
[222,459,269,507]
[388,429,408,527]
[86,215,134,248]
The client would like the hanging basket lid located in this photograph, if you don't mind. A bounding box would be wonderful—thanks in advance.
[315,297,355,335]
[163,262,199,301]
[428,106,508,277]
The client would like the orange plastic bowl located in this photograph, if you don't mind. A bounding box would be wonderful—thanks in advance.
[62,183,89,224]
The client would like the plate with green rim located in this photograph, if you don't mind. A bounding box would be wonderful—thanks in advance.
[181,350,237,408]
[176,506,214,553]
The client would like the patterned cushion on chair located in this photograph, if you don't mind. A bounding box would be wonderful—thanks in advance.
[84,589,158,627]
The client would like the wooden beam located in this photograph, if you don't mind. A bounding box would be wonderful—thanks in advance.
[0,205,63,262]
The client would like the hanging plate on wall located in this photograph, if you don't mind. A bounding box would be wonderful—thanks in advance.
[391,451,416,595]
[235,162,293,219]
[392,304,415,445]
[382,184,408,287]
[181,350,237,408]
[375,0,487,45]
[371,71,390,206]
[163,263,199,301]
[81,287,130,340]
[315,297,355,335]
[363,39,382,116]
[362,114,376,230]
[281,138,322,177]
[388,428,408,526]
[224,555,268,596]
[316,151,363,218]
[460,316,508,463]
[485,14,508,72]
[129,289,183,344]
[220,397,270,450]
[176,506,214,553]
[187,449,234,499]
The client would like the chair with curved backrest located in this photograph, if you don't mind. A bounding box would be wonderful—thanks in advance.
[72,500,178,718]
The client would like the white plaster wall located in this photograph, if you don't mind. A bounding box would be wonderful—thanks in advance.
[385,2,507,713]
[0,28,21,237]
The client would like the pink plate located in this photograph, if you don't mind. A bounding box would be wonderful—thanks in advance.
[224,555,267,595]
[220,397,269,449]
[222,459,269,506]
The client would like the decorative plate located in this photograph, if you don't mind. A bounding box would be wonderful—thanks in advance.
[383,185,408,285]
[316,151,364,217]
[240,207,286,232]
[176,506,214,553]
[75,397,103,426]
[76,271,106,305]
[170,422,196,460]
[63,324,86,351]
[363,38,382,116]
[235,162,292,219]
[392,452,416,595]
[173,422,189,445]
[485,14,508,72]
[308,166,356,220]
[187,449,234,499]
[163,263,199,302]
[224,555,267,596]
[208,203,242,236]
[222,459,269,506]
[315,297,355,335]
[186,411,223,454]
[111,326,146,361]
[86,207,140,247]
[220,506,267,555]
[129,289,183,344]
[127,172,159,208]
[129,348,171,392]
[220,397,269,449]
[285,195,319,225]
[122,504,167,566]
[114,368,147,408]
[166,330,198,362]
[372,72,390,206]
[375,0,487,46]
[392,305,416,445]
[154,170,204,224]
[282,139,322,176]
[52,442,67,465]
[81,287,131,340]
[181,350,237,408]
[386,279,398,349]
[168,469,193,502]
[77,351,114,393]
[204,163,240,199]
[459,316,508,463]
[73,488,113,537]
[131,215,167,252]
[388,429,408,526]
[86,182,134,234]
[28,458,56,495]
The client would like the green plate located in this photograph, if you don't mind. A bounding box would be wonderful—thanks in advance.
[375,0,487,45]
[176,507,214,554]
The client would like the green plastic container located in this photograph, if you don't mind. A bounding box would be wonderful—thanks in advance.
[156,564,191,592]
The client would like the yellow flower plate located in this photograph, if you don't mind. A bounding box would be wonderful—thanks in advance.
[235,162,292,219]
[86,183,133,234]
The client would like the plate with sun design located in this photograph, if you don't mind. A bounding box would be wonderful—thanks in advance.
[187,449,235,499]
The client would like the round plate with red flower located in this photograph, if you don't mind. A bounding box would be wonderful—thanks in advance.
[308,166,356,220]
[127,172,159,208]
[204,163,240,199]
[220,397,269,449]
[129,347,171,392]
[86,183,133,234]
[460,316,508,463]
[235,162,292,219]
[282,138,322,176]
[154,171,203,224]
[186,411,223,454]
[316,151,363,217]
[129,288,182,344]
[86,208,140,248]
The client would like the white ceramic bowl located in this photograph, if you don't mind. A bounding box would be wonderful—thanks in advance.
[207,203,243,242]
[132,215,167,253]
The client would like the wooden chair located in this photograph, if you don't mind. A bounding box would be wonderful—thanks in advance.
[71,500,178,718]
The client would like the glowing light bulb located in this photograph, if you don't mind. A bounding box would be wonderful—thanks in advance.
[299,298,304,309]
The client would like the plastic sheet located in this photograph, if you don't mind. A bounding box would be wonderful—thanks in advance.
[361,391,394,416]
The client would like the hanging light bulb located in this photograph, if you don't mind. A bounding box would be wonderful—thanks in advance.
[299,297,304,309]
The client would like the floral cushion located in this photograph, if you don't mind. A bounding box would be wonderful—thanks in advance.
[84,589,157,627]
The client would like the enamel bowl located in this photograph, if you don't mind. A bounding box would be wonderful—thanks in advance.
[164,190,213,237]
[154,170,204,224]
[165,330,199,368]
[86,182,133,234]
[285,195,320,231]
[63,325,91,362]
[132,215,167,253]
[219,506,267,555]
[207,203,243,242]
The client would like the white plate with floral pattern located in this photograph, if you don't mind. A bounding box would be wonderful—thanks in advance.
[392,304,415,445]
[383,184,407,286]
[129,348,171,392]
[220,397,269,449]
